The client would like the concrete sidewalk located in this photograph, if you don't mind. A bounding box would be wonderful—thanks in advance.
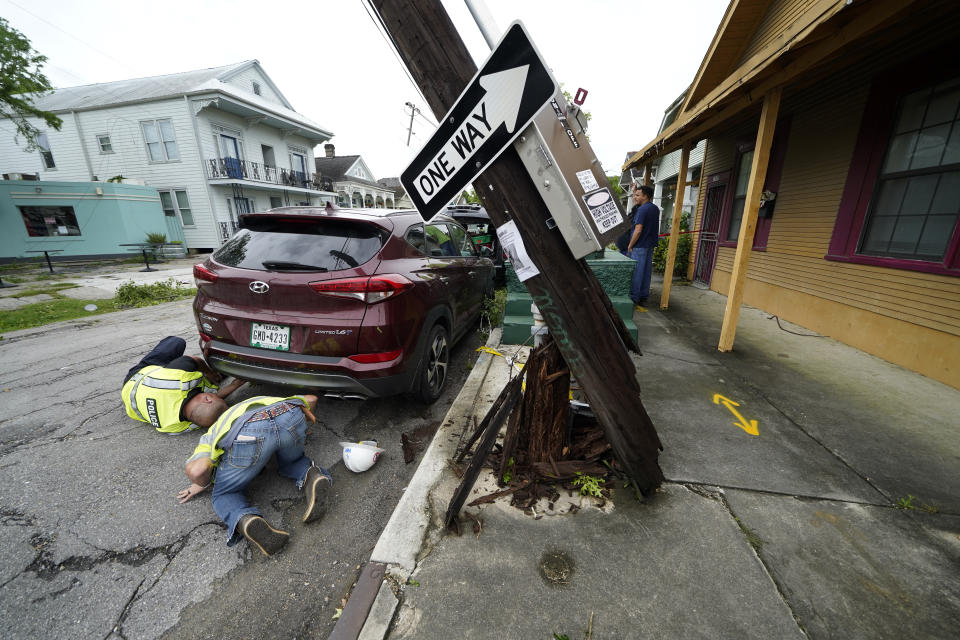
[56,255,202,299]
[347,280,960,639]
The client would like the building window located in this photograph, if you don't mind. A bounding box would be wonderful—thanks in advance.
[858,78,959,261]
[19,206,79,236]
[261,144,276,168]
[141,119,180,162]
[37,133,55,169]
[159,190,194,226]
[829,62,960,275]
[252,81,261,96]
[725,149,754,242]
[289,151,307,182]
[97,134,113,153]
[718,119,791,251]
[269,196,283,209]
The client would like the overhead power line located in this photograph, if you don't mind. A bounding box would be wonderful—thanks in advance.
[6,0,140,76]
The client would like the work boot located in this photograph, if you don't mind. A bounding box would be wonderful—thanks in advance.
[238,514,289,556]
[302,466,333,524]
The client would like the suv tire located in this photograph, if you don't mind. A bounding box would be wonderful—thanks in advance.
[416,323,449,403]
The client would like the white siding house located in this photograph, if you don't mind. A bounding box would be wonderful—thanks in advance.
[0,61,335,250]
[315,145,398,209]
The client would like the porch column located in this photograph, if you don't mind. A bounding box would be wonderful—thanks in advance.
[659,141,690,310]
[718,86,782,352]
[643,163,652,186]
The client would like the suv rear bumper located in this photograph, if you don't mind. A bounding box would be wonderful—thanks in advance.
[205,340,418,398]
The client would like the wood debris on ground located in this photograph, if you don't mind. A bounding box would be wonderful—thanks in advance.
[447,336,628,532]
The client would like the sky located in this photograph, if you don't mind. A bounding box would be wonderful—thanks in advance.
[2,0,728,181]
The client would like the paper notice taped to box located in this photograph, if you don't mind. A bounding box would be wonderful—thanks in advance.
[496,220,540,282]
[576,169,599,192]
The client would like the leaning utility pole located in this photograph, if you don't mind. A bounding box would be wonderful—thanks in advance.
[373,0,663,493]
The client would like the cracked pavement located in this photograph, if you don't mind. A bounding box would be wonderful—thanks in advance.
[0,298,483,639]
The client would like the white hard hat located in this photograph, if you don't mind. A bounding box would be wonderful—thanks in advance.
[339,441,385,473]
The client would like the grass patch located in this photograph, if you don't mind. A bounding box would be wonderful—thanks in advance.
[896,495,916,510]
[0,297,120,332]
[895,494,938,512]
[11,283,78,297]
[0,279,194,333]
[114,278,194,308]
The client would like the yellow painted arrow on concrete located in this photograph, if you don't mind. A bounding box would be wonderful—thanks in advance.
[712,394,759,436]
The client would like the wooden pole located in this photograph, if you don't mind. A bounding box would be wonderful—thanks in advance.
[718,87,782,351]
[659,142,690,310]
[373,0,663,492]
[687,139,709,282]
[643,164,652,187]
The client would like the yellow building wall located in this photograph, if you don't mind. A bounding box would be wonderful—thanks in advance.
[736,0,821,66]
[700,61,960,389]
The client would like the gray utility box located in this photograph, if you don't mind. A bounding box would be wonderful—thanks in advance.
[515,91,632,259]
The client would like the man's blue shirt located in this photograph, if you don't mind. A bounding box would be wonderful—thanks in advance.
[632,202,661,249]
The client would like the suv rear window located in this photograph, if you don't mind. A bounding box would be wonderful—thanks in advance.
[214,218,386,272]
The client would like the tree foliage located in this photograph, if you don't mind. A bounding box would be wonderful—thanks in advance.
[0,17,62,151]
[606,176,624,201]
[459,189,482,205]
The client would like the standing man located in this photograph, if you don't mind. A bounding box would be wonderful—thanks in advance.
[122,336,245,433]
[626,184,661,308]
[178,394,333,557]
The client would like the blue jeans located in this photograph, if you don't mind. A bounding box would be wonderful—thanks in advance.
[212,406,313,546]
[630,246,654,303]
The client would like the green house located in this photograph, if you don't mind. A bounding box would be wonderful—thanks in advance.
[0,180,184,262]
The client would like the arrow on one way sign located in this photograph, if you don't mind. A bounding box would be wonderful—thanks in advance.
[401,21,557,220]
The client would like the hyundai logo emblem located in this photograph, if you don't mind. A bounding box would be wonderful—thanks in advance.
[249,281,270,294]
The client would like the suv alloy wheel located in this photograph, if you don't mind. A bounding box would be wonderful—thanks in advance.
[417,324,449,403]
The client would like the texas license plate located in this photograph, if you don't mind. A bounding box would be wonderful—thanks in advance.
[250,323,290,351]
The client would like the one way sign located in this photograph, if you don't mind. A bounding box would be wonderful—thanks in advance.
[401,21,557,221]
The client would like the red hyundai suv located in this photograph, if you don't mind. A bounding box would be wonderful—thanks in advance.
[192,206,493,403]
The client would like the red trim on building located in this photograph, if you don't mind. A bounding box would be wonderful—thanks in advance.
[826,49,960,276]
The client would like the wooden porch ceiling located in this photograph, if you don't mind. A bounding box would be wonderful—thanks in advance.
[623,0,919,172]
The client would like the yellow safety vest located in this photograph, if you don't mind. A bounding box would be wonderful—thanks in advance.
[188,395,308,467]
[121,365,218,433]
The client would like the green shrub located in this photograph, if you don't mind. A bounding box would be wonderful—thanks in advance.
[484,288,507,327]
[652,212,692,278]
[114,278,194,307]
[145,231,167,245]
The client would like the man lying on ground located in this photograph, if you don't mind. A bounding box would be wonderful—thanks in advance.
[178,394,333,556]
[121,336,245,432]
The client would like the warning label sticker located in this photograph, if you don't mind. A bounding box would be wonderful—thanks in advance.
[581,187,622,233]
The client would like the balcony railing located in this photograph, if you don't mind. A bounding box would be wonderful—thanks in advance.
[206,158,333,192]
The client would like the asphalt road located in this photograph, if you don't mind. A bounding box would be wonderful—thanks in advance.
[0,298,483,639]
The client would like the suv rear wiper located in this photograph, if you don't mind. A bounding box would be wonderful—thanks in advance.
[262,260,328,271]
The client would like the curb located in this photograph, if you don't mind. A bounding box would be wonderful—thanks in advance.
[329,328,503,640]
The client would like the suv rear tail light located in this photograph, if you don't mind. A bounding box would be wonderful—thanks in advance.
[194,263,218,284]
[308,274,413,303]
[348,349,402,363]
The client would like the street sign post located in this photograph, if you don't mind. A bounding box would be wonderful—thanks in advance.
[401,21,557,221]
